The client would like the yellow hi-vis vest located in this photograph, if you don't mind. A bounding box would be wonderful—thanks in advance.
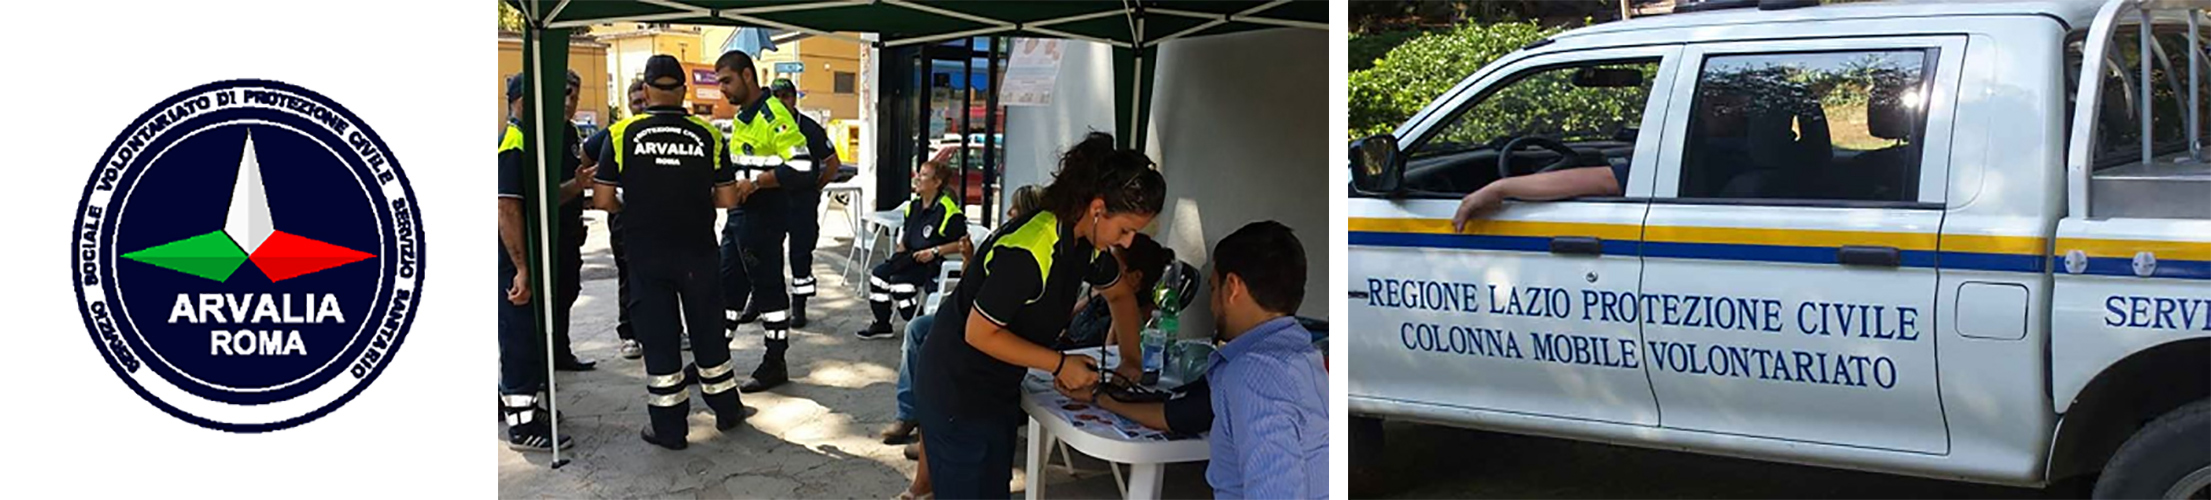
[981,211,1093,305]
[729,97,810,172]
[499,124,525,153]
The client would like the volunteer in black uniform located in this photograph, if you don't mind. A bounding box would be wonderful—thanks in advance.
[495,70,598,451]
[581,79,650,359]
[591,55,750,450]
[520,70,598,372]
[711,50,833,394]
[856,158,967,340]
[915,132,1166,498]
[769,78,842,329]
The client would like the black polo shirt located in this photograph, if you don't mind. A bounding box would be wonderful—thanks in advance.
[496,121,587,273]
[899,196,968,255]
[917,210,1096,419]
[591,106,733,261]
[792,112,836,200]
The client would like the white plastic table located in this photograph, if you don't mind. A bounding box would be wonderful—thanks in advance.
[819,183,863,230]
[842,210,904,290]
[1021,349,1209,500]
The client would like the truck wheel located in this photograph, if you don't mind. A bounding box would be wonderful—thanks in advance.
[1351,416,1387,497]
[2094,399,2211,499]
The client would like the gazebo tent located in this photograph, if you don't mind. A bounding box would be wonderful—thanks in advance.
[498,0,1323,466]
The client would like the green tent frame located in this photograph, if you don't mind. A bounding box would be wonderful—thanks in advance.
[500,0,1322,466]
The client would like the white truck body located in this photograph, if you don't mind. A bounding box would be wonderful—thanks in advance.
[1348,0,2210,492]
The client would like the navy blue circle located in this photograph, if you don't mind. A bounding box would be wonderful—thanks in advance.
[70,79,426,433]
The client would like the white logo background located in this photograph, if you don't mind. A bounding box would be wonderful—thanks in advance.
[5,1,486,496]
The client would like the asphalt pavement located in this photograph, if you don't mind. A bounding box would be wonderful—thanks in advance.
[1358,419,2055,499]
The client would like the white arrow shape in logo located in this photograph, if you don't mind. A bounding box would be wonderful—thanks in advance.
[225,131,275,254]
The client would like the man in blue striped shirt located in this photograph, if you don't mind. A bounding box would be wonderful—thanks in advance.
[1204,221,1328,499]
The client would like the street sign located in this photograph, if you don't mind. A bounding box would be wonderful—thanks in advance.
[774,62,805,74]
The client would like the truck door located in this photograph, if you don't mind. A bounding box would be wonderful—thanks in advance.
[1636,37,1963,454]
[2051,5,2211,415]
[1347,44,1677,426]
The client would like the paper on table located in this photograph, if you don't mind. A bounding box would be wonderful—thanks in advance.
[1025,372,1171,442]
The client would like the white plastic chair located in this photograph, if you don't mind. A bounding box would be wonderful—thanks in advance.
[923,223,992,312]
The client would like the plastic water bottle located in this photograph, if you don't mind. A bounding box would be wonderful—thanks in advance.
[1141,309,1166,384]
[1143,287,1180,385]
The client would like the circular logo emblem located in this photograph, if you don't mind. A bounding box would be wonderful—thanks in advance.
[70,80,425,432]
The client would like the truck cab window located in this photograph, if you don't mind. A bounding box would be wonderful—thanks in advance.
[1400,59,1657,195]
[1679,50,1931,203]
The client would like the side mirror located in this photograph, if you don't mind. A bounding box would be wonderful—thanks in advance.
[1350,134,1404,196]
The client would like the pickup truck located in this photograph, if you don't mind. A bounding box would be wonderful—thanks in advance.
[1345,0,2210,497]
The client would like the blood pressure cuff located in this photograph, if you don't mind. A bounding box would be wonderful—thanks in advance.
[1162,376,1213,435]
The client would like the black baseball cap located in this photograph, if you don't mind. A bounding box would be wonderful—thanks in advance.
[643,55,686,91]
[505,70,582,102]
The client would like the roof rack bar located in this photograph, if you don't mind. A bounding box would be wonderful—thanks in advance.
[2142,9,2155,166]
[2191,9,2202,161]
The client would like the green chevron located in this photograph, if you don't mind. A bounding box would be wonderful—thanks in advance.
[122,230,248,282]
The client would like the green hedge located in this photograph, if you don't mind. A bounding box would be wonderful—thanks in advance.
[1348,21,1563,139]
[1349,29,1430,72]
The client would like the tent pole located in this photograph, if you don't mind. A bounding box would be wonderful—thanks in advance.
[524,21,572,470]
[960,37,975,207]
[983,37,1001,227]
[912,48,929,210]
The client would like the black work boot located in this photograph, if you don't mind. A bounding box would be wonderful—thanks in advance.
[740,340,790,393]
[789,297,809,329]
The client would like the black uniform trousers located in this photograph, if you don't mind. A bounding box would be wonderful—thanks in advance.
[867,254,939,328]
[608,212,635,340]
[550,229,584,362]
[786,190,822,306]
[628,245,743,441]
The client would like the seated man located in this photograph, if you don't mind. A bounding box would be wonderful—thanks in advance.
[1202,221,1327,499]
[856,159,968,340]
[1452,93,1760,231]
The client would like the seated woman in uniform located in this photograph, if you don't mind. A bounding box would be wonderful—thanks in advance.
[855,159,969,340]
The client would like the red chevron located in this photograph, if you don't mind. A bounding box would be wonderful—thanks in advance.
[248,230,376,282]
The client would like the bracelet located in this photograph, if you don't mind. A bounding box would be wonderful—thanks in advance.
[1052,353,1068,377]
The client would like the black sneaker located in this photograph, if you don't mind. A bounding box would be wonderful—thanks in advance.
[506,421,574,451]
[855,323,895,340]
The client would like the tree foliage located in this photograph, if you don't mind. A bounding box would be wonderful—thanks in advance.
[1348,20,1563,139]
[499,0,524,32]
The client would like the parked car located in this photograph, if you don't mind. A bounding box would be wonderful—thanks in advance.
[925,142,1003,207]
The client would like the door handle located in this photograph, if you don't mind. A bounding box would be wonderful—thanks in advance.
[1837,245,1901,267]
[1550,236,1603,256]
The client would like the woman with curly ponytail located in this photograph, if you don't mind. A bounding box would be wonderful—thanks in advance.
[913,131,1166,498]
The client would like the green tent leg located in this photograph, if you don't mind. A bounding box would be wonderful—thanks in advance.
[1112,46,1158,151]
[521,23,572,468]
